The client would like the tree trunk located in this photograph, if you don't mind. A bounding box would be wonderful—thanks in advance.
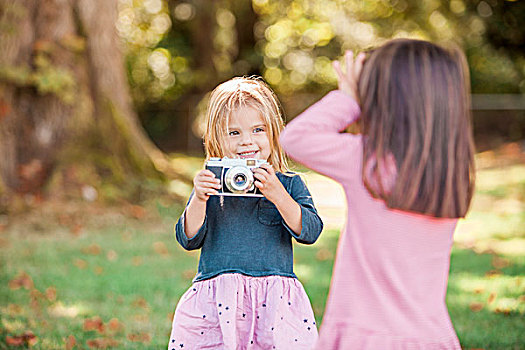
[0,0,186,212]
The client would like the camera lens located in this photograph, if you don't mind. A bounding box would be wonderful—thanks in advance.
[234,174,247,187]
[224,166,254,193]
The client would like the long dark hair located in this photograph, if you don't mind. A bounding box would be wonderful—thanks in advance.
[358,39,475,218]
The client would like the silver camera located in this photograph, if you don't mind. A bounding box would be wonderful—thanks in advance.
[205,157,267,197]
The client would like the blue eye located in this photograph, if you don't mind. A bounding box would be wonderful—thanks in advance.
[228,130,239,136]
[254,127,265,133]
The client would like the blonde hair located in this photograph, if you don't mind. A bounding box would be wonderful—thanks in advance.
[204,76,289,173]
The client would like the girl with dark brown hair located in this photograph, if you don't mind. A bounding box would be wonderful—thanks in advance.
[280,39,475,349]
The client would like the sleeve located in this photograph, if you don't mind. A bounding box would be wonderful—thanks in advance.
[283,174,324,245]
[174,191,208,250]
[280,90,362,184]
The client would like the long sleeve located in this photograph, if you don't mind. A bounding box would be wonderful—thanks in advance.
[283,174,323,244]
[174,191,208,250]
[280,90,362,184]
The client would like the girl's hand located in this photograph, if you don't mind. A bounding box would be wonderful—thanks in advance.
[252,164,287,204]
[193,169,221,202]
[332,50,366,103]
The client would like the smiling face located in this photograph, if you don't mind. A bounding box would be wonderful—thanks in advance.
[223,105,271,161]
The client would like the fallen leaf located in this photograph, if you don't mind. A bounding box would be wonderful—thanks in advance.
[487,293,496,304]
[153,241,169,256]
[129,205,146,219]
[84,316,105,333]
[132,297,148,309]
[70,223,83,236]
[46,287,57,302]
[492,256,510,269]
[182,269,194,280]
[5,335,24,346]
[127,332,151,343]
[494,307,511,315]
[8,271,34,290]
[485,270,501,278]
[108,318,123,332]
[315,248,333,261]
[74,259,88,269]
[473,287,484,294]
[65,335,76,350]
[86,337,119,348]
[469,302,484,312]
[82,244,102,255]
[5,331,38,347]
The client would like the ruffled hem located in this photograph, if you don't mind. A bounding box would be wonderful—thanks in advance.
[316,320,461,350]
[169,273,318,350]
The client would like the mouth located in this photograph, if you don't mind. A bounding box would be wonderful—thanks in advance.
[237,150,259,159]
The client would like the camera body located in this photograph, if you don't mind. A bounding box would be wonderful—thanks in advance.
[205,157,266,197]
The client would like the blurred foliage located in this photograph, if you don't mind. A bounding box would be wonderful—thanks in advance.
[116,0,524,148]
[0,52,76,105]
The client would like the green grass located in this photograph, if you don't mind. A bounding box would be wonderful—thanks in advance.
[0,160,524,349]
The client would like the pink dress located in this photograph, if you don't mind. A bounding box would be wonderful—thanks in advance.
[280,91,462,349]
[169,274,318,349]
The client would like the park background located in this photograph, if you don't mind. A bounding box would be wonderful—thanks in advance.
[0,0,524,348]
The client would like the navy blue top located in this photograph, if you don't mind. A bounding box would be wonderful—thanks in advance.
[175,172,324,282]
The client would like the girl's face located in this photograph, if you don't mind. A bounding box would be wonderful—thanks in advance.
[223,105,271,161]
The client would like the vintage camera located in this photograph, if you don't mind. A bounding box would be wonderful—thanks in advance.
[205,157,266,197]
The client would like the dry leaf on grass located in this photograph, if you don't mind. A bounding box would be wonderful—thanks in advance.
[469,302,484,312]
[5,331,38,347]
[8,271,34,290]
[86,337,119,349]
[127,332,151,343]
[74,259,88,269]
[108,318,124,332]
[46,286,57,302]
[153,241,169,256]
[487,293,496,304]
[65,335,76,350]
[84,316,105,333]
[82,243,102,255]
[315,248,333,261]
[129,205,146,219]
[132,297,149,309]
[492,256,511,269]
[182,269,195,280]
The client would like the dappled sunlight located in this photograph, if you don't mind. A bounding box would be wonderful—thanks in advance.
[47,301,86,318]
[448,272,524,315]
[294,264,314,284]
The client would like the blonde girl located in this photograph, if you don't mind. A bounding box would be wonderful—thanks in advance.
[169,76,323,349]
[281,39,475,349]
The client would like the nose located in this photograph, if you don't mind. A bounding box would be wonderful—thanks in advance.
[240,132,253,145]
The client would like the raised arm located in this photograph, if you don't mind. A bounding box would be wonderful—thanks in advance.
[280,51,365,183]
[280,91,362,183]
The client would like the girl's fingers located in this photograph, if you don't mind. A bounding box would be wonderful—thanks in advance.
[354,52,366,78]
[259,163,275,175]
[332,60,344,81]
[253,170,267,183]
[345,50,354,78]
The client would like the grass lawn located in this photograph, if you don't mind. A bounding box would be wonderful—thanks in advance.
[1,151,524,349]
